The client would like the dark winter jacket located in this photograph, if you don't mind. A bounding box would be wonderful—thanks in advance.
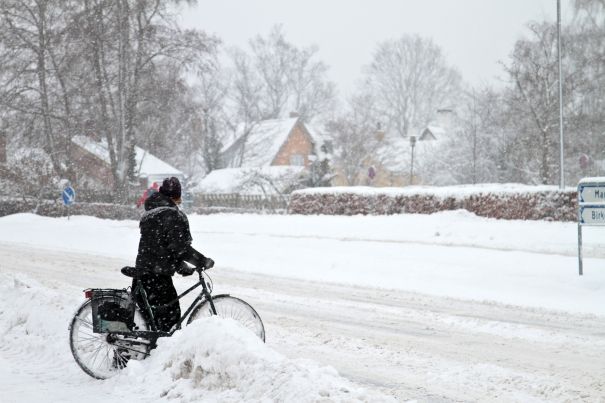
[135,192,205,276]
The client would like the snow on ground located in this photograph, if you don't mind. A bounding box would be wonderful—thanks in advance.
[0,272,392,403]
[124,318,383,402]
[1,211,604,315]
[1,211,605,401]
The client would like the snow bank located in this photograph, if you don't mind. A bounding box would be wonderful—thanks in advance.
[0,273,79,354]
[123,318,392,402]
[0,273,391,402]
[0,272,84,401]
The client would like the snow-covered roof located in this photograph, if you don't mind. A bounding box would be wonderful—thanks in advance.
[135,149,182,177]
[304,123,327,146]
[72,136,182,177]
[222,118,299,167]
[305,123,331,160]
[191,166,305,195]
[425,125,446,136]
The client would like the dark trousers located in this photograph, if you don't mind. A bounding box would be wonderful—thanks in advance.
[133,273,181,332]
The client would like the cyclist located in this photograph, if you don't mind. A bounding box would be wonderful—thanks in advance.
[134,176,213,332]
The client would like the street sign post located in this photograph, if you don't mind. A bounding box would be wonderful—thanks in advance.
[577,177,605,275]
[62,185,75,219]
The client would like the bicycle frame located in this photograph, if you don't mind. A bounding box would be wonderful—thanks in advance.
[112,270,219,343]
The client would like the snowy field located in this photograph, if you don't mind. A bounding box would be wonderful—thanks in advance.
[1,211,605,402]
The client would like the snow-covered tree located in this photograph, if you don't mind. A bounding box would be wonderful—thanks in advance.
[326,93,385,186]
[0,0,218,200]
[229,25,336,124]
[363,34,462,138]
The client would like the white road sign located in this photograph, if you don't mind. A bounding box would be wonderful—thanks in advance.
[579,205,605,225]
[579,184,605,203]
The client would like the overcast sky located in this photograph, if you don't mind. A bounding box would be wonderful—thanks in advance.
[178,0,573,95]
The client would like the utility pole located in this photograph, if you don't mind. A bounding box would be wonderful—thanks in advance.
[557,0,565,189]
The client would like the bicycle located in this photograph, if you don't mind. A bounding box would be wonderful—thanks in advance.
[68,264,265,379]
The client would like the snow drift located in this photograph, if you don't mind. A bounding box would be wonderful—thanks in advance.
[0,273,392,402]
[123,318,392,402]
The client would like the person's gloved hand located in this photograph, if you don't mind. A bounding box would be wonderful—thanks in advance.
[203,257,215,269]
[177,261,195,276]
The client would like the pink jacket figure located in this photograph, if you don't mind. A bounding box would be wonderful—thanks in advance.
[136,182,160,208]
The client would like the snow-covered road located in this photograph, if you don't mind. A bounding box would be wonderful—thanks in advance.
[2,235,604,402]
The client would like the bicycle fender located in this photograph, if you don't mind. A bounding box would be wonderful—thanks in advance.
[209,293,231,299]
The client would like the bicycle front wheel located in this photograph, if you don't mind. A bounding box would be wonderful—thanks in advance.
[188,295,265,342]
[69,298,149,379]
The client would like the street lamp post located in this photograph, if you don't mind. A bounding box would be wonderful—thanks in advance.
[557,0,565,189]
[409,135,416,185]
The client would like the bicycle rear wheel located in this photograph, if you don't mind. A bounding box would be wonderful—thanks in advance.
[188,295,265,342]
[69,297,149,379]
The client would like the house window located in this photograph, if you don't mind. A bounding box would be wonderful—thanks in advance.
[289,154,305,166]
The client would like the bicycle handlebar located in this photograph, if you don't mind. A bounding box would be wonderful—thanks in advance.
[198,257,214,271]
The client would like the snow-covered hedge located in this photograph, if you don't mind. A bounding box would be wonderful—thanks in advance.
[289,185,578,221]
[0,198,141,220]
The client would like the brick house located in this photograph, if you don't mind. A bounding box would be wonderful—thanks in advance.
[71,135,184,191]
[220,116,319,169]
[193,117,327,196]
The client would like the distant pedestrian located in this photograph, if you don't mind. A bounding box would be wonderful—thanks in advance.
[136,182,160,208]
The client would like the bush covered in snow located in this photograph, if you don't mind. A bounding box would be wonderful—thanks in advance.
[289,185,578,221]
[0,198,141,220]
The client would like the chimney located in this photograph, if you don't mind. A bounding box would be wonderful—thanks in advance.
[374,122,385,141]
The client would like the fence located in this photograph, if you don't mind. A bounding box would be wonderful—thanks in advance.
[192,193,290,213]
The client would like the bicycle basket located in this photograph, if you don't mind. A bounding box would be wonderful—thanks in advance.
[90,289,135,333]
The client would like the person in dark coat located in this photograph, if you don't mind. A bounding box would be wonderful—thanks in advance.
[134,177,212,332]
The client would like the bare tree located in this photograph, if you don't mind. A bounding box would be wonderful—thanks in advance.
[197,66,229,174]
[327,93,385,186]
[75,0,217,198]
[0,0,218,201]
[364,34,462,138]
[0,0,78,179]
[230,25,336,123]
[501,22,576,184]
[288,43,337,122]
[426,87,501,185]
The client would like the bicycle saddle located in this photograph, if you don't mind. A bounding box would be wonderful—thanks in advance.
[120,266,145,278]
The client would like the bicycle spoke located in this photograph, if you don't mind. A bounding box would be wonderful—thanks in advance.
[76,334,100,343]
[75,317,94,330]
[76,338,104,350]
[89,342,106,370]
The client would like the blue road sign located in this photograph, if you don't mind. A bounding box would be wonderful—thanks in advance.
[62,186,75,206]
